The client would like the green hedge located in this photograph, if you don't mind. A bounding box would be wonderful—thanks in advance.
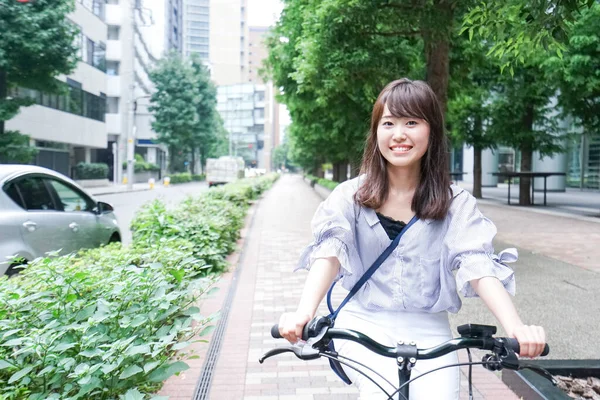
[76,163,109,180]
[191,174,205,182]
[305,174,339,190]
[0,174,279,399]
[168,173,192,184]
[122,155,160,173]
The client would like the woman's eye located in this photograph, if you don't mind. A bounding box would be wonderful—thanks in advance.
[407,120,417,126]
[382,121,393,126]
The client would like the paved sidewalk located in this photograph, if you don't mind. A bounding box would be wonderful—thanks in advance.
[203,175,517,400]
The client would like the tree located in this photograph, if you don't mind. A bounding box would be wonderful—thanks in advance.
[149,53,200,172]
[149,53,224,174]
[265,0,591,181]
[0,0,79,161]
[545,3,600,137]
[486,59,563,205]
[447,37,501,198]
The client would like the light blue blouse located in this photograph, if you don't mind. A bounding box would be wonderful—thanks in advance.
[296,177,517,314]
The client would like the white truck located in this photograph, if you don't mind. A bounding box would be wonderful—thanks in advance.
[206,156,245,187]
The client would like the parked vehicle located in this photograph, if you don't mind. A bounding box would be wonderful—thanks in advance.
[0,165,121,276]
[206,156,245,187]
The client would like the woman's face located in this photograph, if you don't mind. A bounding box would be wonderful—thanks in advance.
[376,104,430,170]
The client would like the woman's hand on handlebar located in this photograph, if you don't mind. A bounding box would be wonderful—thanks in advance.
[278,312,311,344]
[511,324,546,358]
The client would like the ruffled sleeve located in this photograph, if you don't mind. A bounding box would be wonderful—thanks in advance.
[295,181,362,281]
[444,191,516,298]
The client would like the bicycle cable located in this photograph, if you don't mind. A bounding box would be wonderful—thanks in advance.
[388,361,491,400]
[467,348,473,400]
[334,353,397,391]
[319,352,408,400]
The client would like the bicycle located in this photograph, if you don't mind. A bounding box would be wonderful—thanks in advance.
[259,315,555,400]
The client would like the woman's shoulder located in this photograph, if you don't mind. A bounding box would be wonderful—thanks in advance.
[447,184,477,216]
[330,176,363,199]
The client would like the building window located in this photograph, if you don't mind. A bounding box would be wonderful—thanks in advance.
[106,61,120,76]
[189,44,208,51]
[189,21,209,28]
[107,0,118,4]
[11,80,106,122]
[107,97,120,113]
[108,26,120,40]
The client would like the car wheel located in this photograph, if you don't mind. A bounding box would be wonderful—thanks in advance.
[6,261,25,277]
[108,233,121,244]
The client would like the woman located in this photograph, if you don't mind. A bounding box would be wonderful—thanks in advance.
[278,78,546,399]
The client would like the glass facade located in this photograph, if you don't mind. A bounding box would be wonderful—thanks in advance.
[184,0,210,60]
[11,80,107,123]
[567,135,600,189]
[79,0,106,20]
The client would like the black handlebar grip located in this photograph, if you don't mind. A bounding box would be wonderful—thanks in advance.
[506,338,550,356]
[270,324,312,340]
[271,324,283,339]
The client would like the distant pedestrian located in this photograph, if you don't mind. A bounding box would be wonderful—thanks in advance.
[277,78,546,399]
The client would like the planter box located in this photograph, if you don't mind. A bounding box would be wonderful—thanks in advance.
[502,360,600,400]
[75,178,110,188]
[122,170,161,184]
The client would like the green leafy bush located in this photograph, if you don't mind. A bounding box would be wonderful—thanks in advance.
[191,174,205,182]
[0,174,279,399]
[168,173,192,184]
[317,178,339,190]
[122,155,160,173]
[76,163,109,180]
[0,240,217,400]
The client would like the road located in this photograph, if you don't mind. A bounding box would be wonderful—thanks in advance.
[96,182,208,245]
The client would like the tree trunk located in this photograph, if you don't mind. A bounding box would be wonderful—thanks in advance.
[350,157,361,178]
[332,162,340,182]
[473,146,482,198]
[519,146,533,206]
[338,161,348,182]
[0,69,7,135]
[519,104,535,206]
[313,160,324,178]
[422,2,453,114]
[190,147,196,175]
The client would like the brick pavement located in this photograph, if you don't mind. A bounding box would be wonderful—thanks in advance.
[192,174,519,400]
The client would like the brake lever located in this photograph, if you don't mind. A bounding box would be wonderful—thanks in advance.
[259,342,320,363]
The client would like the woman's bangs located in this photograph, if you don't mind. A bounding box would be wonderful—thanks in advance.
[383,84,429,122]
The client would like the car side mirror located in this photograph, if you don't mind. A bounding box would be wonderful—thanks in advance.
[96,201,114,214]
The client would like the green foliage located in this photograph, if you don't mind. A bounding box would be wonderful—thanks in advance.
[191,174,205,182]
[131,174,279,274]
[76,163,109,180]
[148,53,225,174]
[305,174,339,190]
[544,3,600,135]
[0,0,79,132]
[122,155,160,173]
[0,174,280,399]
[168,173,192,184]
[0,240,217,399]
[461,0,593,71]
[0,131,38,164]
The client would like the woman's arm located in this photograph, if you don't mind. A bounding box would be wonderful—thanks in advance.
[471,276,546,357]
[279,256,340,343]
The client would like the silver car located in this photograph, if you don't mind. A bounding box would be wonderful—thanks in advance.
[0,165,121,276]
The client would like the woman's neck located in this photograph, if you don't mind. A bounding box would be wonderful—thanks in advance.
[386,164,420,195]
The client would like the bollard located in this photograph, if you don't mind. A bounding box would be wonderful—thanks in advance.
[148,178,155,190]
[122,176,128,185]
[163,176,170,187]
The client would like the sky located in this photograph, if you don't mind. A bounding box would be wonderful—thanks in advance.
[247,0,283,27]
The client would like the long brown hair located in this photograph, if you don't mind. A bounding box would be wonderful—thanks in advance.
[354,78,451,220]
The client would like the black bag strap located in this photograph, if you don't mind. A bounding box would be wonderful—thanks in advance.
[326,214,419,320]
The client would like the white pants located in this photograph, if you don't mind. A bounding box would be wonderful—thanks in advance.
[334,302,460,400]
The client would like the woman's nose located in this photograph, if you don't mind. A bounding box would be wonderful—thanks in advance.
[392,127,407,141]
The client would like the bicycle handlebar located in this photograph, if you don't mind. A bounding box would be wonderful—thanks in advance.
[270,324,549,358]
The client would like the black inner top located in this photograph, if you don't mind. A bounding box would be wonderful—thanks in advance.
[376,212,407,240]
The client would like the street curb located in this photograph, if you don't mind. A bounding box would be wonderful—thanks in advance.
[474,197,600,224]
[91,188,152,196]
[304,177,600,224]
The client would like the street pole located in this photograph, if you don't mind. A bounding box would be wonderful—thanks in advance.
[126,0,137,190]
